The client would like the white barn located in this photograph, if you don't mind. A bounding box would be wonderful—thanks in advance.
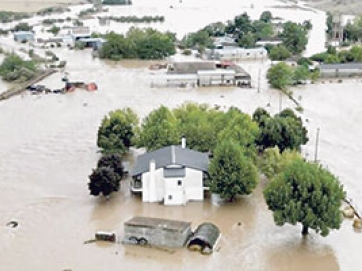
[131,141,210,205]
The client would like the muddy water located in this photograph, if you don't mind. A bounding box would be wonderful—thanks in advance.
[0,1,361,270]
[0,48,361,271]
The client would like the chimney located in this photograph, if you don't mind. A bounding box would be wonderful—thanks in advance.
[181,136,186,149]
[148,159,156,202]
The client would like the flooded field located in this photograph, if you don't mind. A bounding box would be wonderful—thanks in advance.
[0,1,361,270]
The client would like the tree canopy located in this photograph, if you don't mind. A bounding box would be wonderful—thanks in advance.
[136,105,179,151]
[279,22,308,54]
[267,62,293,90]
[253,107,308,152]
[99,27,176,60]
[97,153,124,178]
[0,54,37,82]
[264,159,345,236]
[97,108,138,154]
[88,166,120,197]
[209,140,259,201]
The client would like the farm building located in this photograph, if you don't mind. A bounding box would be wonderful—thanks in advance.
[197,69,236,86]
[14,31,34,43]
[131,139,210,205]
[206,46,267,61]
[123,216,192,248]
[167,61,216,74]
[319,63,362,78]
[152,61,251,88]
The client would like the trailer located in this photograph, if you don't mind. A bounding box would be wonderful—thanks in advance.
[123,216,192,248]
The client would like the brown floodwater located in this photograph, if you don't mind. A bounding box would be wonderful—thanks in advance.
[0,48,361,271]
[0,1,361,270]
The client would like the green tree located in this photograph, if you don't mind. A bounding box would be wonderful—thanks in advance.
[255,108,308,152]
[292,65,310,85]
[181,30,213,49]
[88,166,120,197]
[264,159,345,236]
[259,11,273,23]
[258,146,303,179]
[137,105,179,151]
[0,53,37,82]
[217,107,260,160]
[209,140,258,201]
[238,32,256,48]
[13,22,32,32]
[97,108,138,154]
[279,22,308,54]
[173,102,224,152]
[269,45,292,61]
[266,62,293,90]
[97,153,124,179]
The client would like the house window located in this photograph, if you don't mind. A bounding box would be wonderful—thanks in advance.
[168,195,173,200]
[177,180,182,186]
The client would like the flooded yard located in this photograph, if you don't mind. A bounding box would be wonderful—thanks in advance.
[0,1,361,270]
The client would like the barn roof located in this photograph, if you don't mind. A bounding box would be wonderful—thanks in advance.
[319,63,362,70]
[131,145,209,176]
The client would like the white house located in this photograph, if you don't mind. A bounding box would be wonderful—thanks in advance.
[131,140,210,205]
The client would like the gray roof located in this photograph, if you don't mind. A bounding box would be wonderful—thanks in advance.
[319,63,362,70]
[131,145,209,176]
[163,167,186,178]
[188,222,221,249]
[167,61,216,74]
[124,216,191,232]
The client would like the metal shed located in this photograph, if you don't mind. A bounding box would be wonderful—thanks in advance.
[123,216,192,248]
[187,222,221,255]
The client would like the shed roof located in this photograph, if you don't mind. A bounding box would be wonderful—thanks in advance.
[319,63,362,70]
[188,222,221,249]
[131,145,209,176]
[124,216,191,232]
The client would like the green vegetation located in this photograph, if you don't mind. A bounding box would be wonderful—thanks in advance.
[253,107,308,152]
[36,6,70,16]
[264,159,345,236]
[99,28,176,60]
[136,105,179,151]
[0,54,37,83]
[279,22,308,55]
[97,108,139,154]
[88,153,124,197]
[0,11,30,23]
[267,62,293,90]
[209,140,258,201]
[88,167,119,197]
[13,22,32,32]
[47,25,60,35]
[268,45,291,61]
[310,45,362,64]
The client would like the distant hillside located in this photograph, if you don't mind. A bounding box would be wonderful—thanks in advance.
[303,0,362,15]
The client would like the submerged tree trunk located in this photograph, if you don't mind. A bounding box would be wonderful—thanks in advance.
[302,225,309,236]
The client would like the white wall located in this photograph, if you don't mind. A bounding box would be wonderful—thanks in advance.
[142,167,204,205]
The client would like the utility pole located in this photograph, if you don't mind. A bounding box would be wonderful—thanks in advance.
[257,68,261,93]
[314,127,320,163]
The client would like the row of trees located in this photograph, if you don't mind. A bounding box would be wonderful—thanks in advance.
[310,45,362,64]
[94,103,345,237]
[98,27,176,60]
